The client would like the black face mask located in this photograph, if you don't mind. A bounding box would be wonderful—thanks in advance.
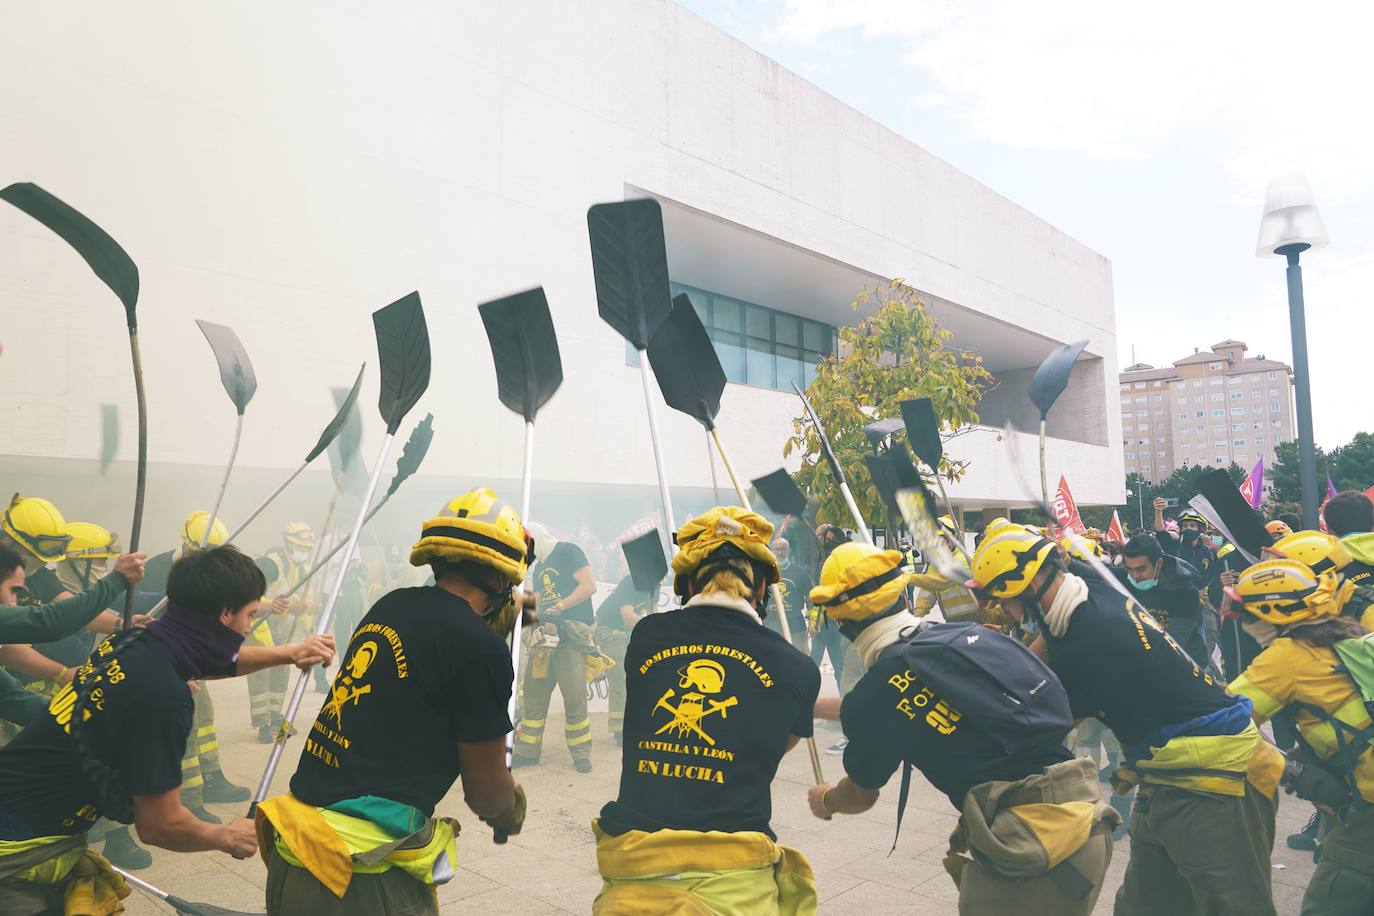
[1181,529,1201,546]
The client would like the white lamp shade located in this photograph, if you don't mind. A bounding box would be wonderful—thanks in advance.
[1256,172,1329,256]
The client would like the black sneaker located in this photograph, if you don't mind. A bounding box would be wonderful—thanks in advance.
[257,724,275,744]
[102,826,152,870]
[202,770,251,803]
[190,806,223,824]
[1287,813,1320,851]
[573,758,593,774]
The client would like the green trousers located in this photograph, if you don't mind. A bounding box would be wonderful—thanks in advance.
[516,645,591,763]
[1300,804,1374,916]
[265,840,437,916]
[248,617,290,727]
[958,829,1113,915]
[1115,780,1278,916]
[598,629,631,738]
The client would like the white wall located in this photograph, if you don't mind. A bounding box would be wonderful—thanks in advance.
[0,0,1121,536]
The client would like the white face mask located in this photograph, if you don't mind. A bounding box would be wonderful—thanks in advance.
[1242,617,1280,648]
[289,546,311,565]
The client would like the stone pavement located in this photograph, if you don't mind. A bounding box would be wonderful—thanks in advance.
[116,677,1320,914]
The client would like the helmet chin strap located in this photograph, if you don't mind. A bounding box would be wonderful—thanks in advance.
[1022,566,1059,628]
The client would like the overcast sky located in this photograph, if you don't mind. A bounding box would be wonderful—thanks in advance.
[679,0,1370,449]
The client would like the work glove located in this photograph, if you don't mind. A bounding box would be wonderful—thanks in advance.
[480,784,527,837]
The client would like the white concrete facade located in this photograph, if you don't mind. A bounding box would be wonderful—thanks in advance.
[0,1,1120,543]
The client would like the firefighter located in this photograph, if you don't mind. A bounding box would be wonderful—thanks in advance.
[1226,558,1374,916]
[248,522,315,742]
[257,488,527,915]
[968,519,1285,916]
[592,507,820,914]
[805,541,1117,914]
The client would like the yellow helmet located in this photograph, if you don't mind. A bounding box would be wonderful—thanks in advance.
[3,494,70,561]
[182,511,228,550]
[810,542,910,624]
[671,506,779,598]
[1231,558,1353,626]
[283,522,314,549]
[678,658,726,693]
[1267,530,1353,577]
[1265,519,1293,538]
[410,488,529,585]
[1061,533,1103,562]
[64,522,121,560]
[967,518,1059,600]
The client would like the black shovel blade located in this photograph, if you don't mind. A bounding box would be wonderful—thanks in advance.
[99,404,118,474]
[751,469,809,517]
[864,453,902,524]
[587,199,673,349]
[304,364,364,463]
[373,292,432,433]
[478,286,564,422]
[623,529,669,593]
[326,382,365,487]
[647,293,726,428]
[195,320,258,415]
[385,413,435,499]
[1,182,140,327]
[1027,339,1089,420]
[888,444,923,491]
[1194,469,1272,562]
[900,398,943,468]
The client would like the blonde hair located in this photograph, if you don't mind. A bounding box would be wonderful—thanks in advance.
[696,559,756,602]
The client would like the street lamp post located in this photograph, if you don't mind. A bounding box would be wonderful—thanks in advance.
[1256,173,1328,530]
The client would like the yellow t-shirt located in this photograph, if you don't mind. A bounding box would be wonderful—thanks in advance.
[1230,637,1374,803]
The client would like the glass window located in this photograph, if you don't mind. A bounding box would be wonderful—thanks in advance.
[1197,425,1205,432]
[745,304,770,339]
[1213,425,1225,432]
[1231,423,1245,431]
[1177,412,1189,420]
[1215,457,1226,464]
[1251,389,1261,397]
[1195,411,1204,418]
[1268,387,1278,396]
[1233,439,1246,447]
[1230,392,1243,400]
[1209,362,1222,370]
[1210,378,1223,386]
[1154,409,1163,416]
[1140,423,1151,431]
[1271,419,1281,428]
[1231,407,1244,415]
[1191,380,1202,388]
[775,344,803,392]
[1227,375,1242,384]
[1211,393,1224,401]
[1125,452,1135,460]
[1256,435,1265,444]
[1252,405,1262,414]
[1157,450,1165,458]
[1183,443,1191,450]
[1155,436,1165,444]
[1236,454,1247,463]
[1136,410,1148,417]
[1177,398,1187,405]
[1141,465,1152,472]
[1268,372,1277,380]
[713,296,742,333]
[1215,441,1227,448]
[1135,396,1147,404]
[1271,403,1281,412]
[1152,394,1163,402]
[1134,382,1145,389]
[1153,381,1163,388]
[1124,424,1134,432]
[774,313,800,348]
[1211,409,1225,416]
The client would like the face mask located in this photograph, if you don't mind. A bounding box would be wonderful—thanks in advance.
[289,547,310,565]
[777,555,791,569]
[1210,535,1224,548]
[1243,617,1279,648]
[1020,616,1042,635]
[1132,576,1158,591]
[1181,530,1200,545]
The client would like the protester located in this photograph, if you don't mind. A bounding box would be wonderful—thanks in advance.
[1115,532,1212,667]
[806,541,1117,914]
[1226,558,1373,916]
[968,519,1284,915]
[1323,490,1374,587]
[595,572,654,746]
[248,522,316,743]
[769,537,812,651]
[257,489,526,915]
[0,545,333,913]
[593,507,819,914]
[1152,499,1217,597]
[515,523,600,772]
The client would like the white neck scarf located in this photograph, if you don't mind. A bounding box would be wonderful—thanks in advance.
[685,592,762,625]
[1042,573,1089,638]
[855,611,921,668]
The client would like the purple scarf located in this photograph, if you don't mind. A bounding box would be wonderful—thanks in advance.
[144,602,247,679]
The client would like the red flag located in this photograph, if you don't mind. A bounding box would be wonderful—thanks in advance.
[1106,510,1125,545]
[1051,475,1086,535]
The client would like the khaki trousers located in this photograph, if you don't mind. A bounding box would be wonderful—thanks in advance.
[958,829,1113,915]
[1300,804,1374,916]
[265,840,437,916]
[516,645,591,763]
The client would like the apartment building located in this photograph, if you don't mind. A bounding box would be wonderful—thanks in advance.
[1120,340,1295,487]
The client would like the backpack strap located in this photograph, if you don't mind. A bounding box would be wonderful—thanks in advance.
[889,760,914,857]
[1291,699,1373,818]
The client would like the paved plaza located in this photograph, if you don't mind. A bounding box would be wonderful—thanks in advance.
[116,675,1319,914]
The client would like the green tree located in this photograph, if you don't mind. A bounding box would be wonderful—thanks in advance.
[1331,432,1374,491]
[1269,440,1331,505]
[784,280,992,530]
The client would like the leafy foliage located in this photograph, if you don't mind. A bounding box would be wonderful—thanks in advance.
[1270,432,1374,505]
[784,280,992,529]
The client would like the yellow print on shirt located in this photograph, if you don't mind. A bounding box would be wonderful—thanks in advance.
[639,643,773,687]
[887,668,961,735]
[354,622,408,678]
[323,640,379,730]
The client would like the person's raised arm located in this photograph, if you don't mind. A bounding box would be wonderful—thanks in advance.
[0,554,144,644]
[1152,497,1168,534]
[227,634,335,678]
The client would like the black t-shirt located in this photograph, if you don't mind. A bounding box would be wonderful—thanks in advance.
[535,543,594,625]
[841,645,1072,809]
[768,563,814,639]
[598,604,820,839]
[0,631,193,840]
[596,576,654,632]
[1046,577,1229,749]
[291,586,514,816]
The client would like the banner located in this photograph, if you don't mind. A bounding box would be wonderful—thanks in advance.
[1051,475,1086,535]
[1106,510,1125,545]
[1327,474,1339,501]
[1238,457,1264,508]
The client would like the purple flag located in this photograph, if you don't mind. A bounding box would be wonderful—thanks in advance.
[1327,474,1339,501]
[1239,457,1264,508]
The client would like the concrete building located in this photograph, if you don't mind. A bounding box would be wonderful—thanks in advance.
[0,1,1120,555]
[1120,340,1296,487]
